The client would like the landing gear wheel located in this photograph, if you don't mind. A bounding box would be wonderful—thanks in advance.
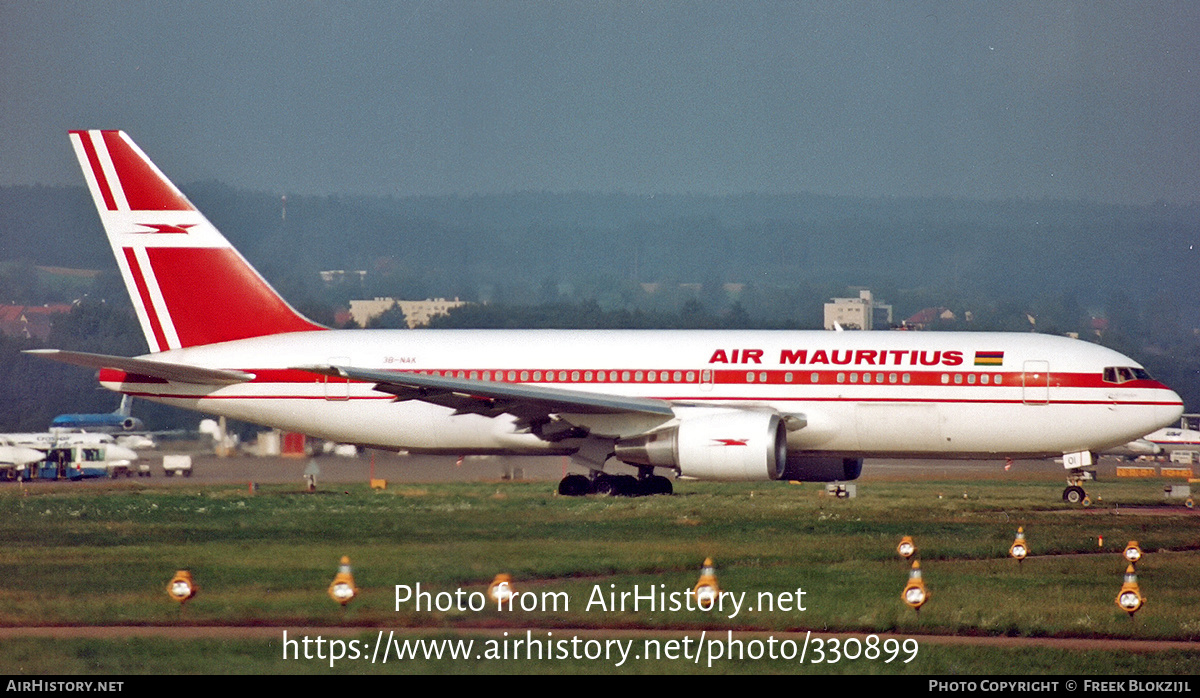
[1063,485,1086,505]
[591,473,617,496]
[557,474,590,497]
[638,475,673,496]
[612,475,639,496]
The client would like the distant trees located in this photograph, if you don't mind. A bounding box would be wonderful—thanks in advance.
[365,304,409,329]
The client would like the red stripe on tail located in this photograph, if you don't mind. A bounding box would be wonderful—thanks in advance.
[145,247,325,346]
[122,248,169,352]
[73,131,118,211]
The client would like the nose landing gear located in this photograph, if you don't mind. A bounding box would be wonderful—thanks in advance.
[1062,471,1094,506]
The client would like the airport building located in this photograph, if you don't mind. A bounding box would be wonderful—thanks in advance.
[349,297,469,329]
[823,289,892,330]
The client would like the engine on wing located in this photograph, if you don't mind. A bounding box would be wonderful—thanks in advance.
[613,411,788,481]
[778,454,863,482]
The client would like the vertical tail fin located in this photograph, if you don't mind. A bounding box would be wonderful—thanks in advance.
[68,130,325,352]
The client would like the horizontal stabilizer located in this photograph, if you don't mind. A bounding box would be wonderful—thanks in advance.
[25,349,255,385]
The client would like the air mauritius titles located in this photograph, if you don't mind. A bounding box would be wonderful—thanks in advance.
[709,348,968,367]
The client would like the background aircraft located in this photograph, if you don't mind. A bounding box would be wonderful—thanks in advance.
[1111,414,1200,459]
[0,431,138,480]
[50,395,144,433]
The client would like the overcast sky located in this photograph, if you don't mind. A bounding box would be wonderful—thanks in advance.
[1,1,1197,204]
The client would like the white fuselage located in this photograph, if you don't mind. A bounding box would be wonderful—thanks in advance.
[99,329,1183,460]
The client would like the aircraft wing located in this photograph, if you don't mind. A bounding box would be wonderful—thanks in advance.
[26,350,255,385]
[296,364,676,424]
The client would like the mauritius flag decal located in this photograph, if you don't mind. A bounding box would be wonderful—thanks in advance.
[974,351,1004,366]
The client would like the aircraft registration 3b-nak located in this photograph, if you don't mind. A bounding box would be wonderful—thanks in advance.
[29,130,1184,499]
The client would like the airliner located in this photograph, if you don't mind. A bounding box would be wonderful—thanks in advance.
[51,395,144,433]
[28,130,1185,500]
[1109,414,1200,459]
[0,432,139,481]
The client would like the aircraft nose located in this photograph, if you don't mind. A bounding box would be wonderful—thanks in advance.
[2,446,46,466]
[109,446,139,462]
[1159,390,1185,428]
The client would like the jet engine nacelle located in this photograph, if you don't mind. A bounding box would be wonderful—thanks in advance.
[778,454,863,482]
[614,411,788,481]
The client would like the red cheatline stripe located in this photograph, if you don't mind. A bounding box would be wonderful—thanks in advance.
[122,247,169,352]
[74,131,117,211]
[97,391,1181,408]
[99,366,1181,395]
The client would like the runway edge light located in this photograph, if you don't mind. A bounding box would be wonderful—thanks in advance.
[328,556,357,606]
[1116,564,1145,617]
[897,536,916,560]
[693,558,720,611]
[1123,540,1142,565]
[167,570,197,604]
[902,561,928,613]
[1010,527,1028,564]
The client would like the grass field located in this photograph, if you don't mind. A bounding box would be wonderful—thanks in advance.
[1,472,1198,674]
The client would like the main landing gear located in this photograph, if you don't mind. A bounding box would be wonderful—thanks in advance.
[557,470,673,497]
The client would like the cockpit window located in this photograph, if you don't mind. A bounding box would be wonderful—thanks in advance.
[1103,366,1153,383]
